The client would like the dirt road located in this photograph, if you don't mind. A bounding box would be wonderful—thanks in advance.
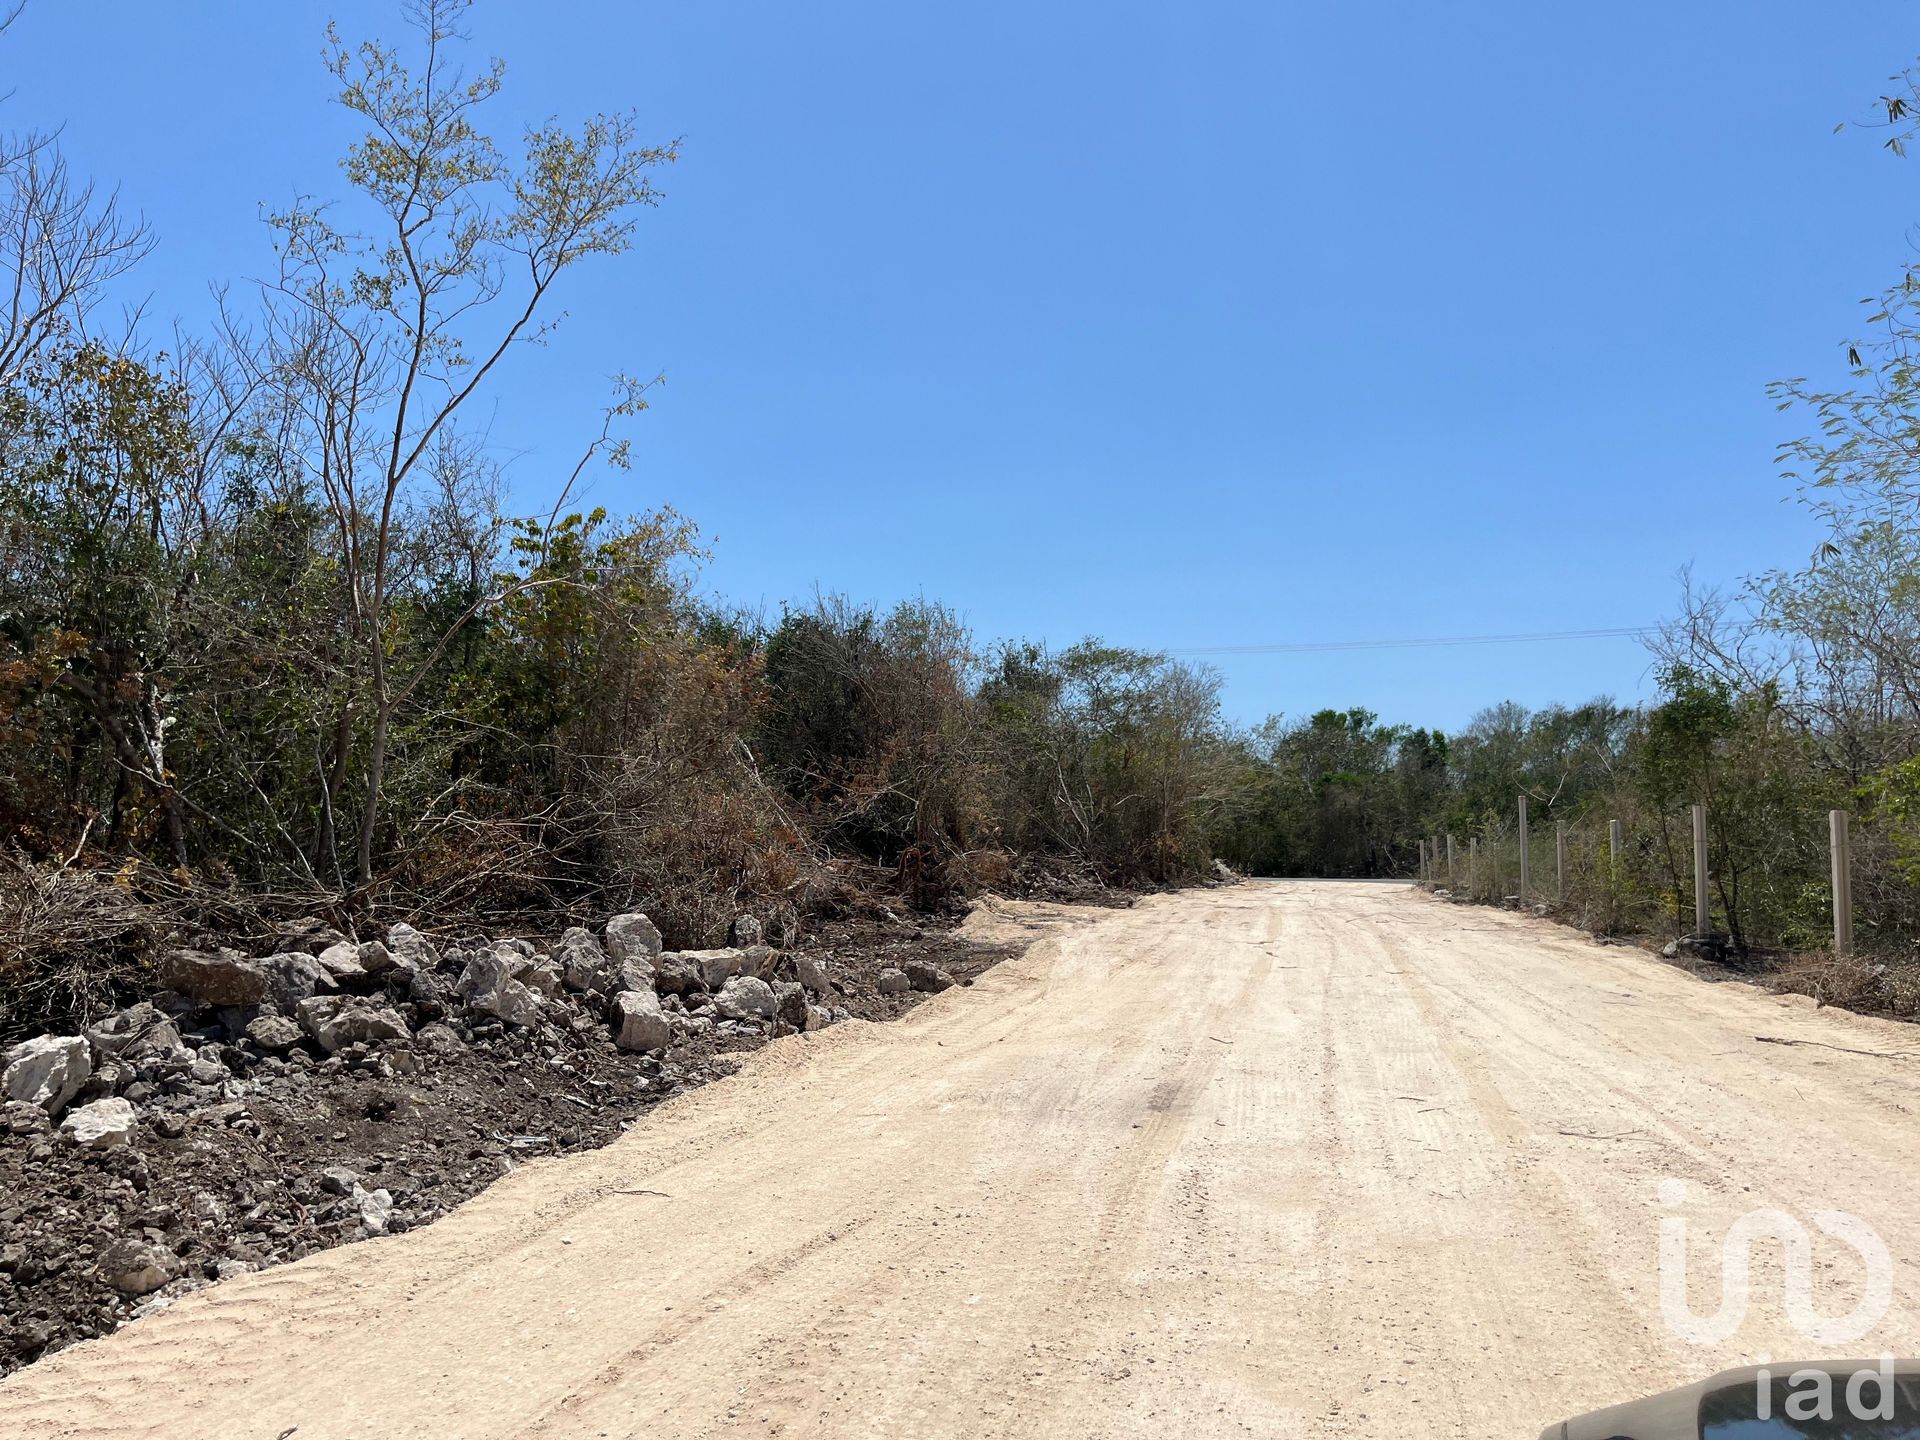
[6,881,1920,1438]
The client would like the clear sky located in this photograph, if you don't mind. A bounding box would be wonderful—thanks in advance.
[6,2,1917,730]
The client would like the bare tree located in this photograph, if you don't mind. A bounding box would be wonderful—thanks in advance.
[0,138,153,381]
[235,0,675,887]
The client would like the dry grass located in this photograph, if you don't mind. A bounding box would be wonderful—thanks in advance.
[1768,948,1920,1020]
[0,853,159,1045]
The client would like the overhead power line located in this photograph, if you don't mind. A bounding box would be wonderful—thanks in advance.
[1167,626,1654,657]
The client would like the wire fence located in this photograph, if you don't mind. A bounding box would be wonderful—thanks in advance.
[1415,800,1920,1019]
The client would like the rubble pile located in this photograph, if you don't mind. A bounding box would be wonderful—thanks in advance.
[0,909,992,1373]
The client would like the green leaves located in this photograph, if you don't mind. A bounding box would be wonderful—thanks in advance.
[510,115,676,271]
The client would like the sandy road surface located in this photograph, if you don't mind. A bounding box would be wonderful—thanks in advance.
[6,881,1920,1438]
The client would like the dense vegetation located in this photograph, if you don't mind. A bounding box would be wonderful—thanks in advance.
[0,3,1249,1038]
[7,5,1920,1037]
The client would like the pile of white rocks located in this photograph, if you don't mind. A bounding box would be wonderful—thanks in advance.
[0,909,850,1152]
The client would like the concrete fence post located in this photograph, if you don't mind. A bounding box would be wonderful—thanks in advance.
[1605,817,1620,929]
[1469,836,1478,895]
[1691,803,1710,936]
[1446,834,1457,888]
[1555,820,1567,904]
[1518,795,1530,900]
[1608,818,1624,928]
[1830,809,1853,957]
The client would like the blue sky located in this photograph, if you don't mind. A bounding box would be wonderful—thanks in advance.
[7,2,1917,729]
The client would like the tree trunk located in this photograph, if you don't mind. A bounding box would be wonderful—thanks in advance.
[135,682,189,870]
[312,687,355,877]
[356,690,390,889]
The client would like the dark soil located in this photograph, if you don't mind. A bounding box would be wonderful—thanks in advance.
[0,912,1019,1377]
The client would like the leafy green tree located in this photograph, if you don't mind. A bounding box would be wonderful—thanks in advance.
[1639,666,1830,952]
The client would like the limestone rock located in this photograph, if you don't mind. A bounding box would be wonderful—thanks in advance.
[243,1014,302,1053]
[772,980,808,1028]
[604,912,663,964]
[294,996,410,1055]
[60,1096,136,1149]
[3,1035,91,1116]
[97,1238,180,1296]
[903,959,956,994]
[384,922,438,971]
[353,1184,395,1235]
[793,953,831,995]
[415,1022,465,1056]
[714,975,778,1023]
[682,948,748,991]
[557,927,612,993]
[157,947,269,1007]
[454,949,541,1028]
[84,1003,187,1066]
[257,951,339,1014]
[273,916,349,955]
[3,1100,50,1135]
[653,952,704,996]
[314,941,367,982]
[354,941,399,977]
[611,989,672,1053]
